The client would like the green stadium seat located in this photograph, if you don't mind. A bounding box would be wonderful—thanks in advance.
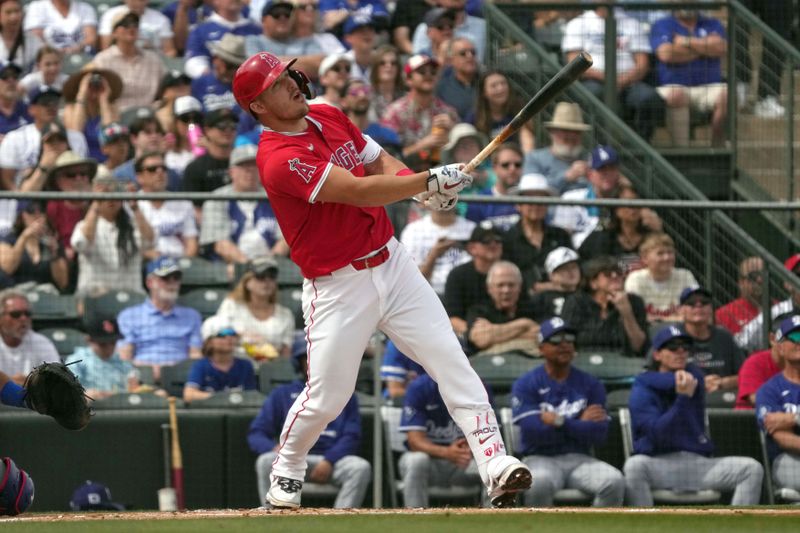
[178,257,231,289]
[573,349,645,386]
[705,389,737,408]
[469,353,538,394]
[187,390,266,409]
[159,359,197,397]
[39,327,86,357]
[82,289,146,324]
[177,287,226,318]
[274,256,304,287]
[61,53,93,75]
[91,392,171,410]
[26,291,79,328]
[257,357,297,394]
[134,364,156,386]
[605,388,631,410]
[278,288,303,329]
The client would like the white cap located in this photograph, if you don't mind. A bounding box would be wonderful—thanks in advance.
[173,95,202,117]
[201,315,238,341]
[318,53,353,77]
[515,173,554,196]
[545,246,579,275]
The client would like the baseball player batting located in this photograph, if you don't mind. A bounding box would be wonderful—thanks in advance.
[232,52,531,509]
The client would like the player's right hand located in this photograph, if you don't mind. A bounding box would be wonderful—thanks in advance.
[427,164,473,195]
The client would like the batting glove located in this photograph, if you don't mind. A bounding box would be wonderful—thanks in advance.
[417,191,458,211]
[427,164,473,195]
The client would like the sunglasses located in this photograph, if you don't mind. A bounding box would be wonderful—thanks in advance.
[347,86,371,97]
[159,272,182,282]
[456,48,476,57]
[60,169,91,179]
[414,66,438,76]
[434,22,454,31]
[0,71,19,81]
[330,64,351,74]
[178,113,203,124]
[545,332,576,345]
[744,271,763,282]
[662,340,690,352]
[684,296,711,307]
[254,270,278,280]
[477,237,502,245]
[215,328,238,338]
[268,8,292,19]
[498,161,522,169]
[143,164,167,173]
[212,121,238,131]
[295,3,317,11]
[599,268,622,278]
[6,309,32,319]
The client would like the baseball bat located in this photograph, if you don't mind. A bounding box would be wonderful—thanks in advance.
[462,51,593,174]
[168,397,186,510]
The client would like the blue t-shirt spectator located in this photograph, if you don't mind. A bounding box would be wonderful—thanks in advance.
[185,357,257,392]
[118,299,203,365]
[650,15,726,86]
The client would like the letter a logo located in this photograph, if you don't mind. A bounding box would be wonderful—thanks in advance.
[288,158,317,184]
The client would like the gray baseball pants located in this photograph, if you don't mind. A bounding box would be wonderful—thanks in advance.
[522,453,625,507]
[773,453,800,490]
[398,451,483,508]
[624,451,763,505]
[256,451,371,508]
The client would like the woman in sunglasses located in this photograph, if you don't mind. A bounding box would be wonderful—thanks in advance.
[0,200,69,292]
[217,256,294,361]
[470,69,534,154]
[183,316,257,404]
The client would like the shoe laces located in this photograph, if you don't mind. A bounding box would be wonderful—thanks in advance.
[276,477,302,493]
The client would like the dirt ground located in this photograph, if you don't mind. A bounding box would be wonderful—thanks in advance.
[4,506,800,523]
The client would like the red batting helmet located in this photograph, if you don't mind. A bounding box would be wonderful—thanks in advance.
[232,52,297,112]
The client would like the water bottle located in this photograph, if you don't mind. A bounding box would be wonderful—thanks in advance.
[187,123,206,157]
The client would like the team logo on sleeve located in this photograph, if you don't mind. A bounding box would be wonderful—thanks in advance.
[288,158,317,183]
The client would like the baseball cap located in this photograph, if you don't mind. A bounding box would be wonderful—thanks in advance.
[28,85,61,105]
[784,254,800,274]
[201,315,238,342]
[155,70,191,101]
[583,255,622,280]
[679,286,712,305]
[86,317,122,343]
[0,61,22,78]
[69,481,125,511]
[204,108,239,128]
[173,96,203,118]
[652,325,693,350]
[442,123,486,153]
[545,246,579,275]
[249,255,279,277]
[318,53,353,77]
[404,54,438,76]
[424,7,456,27]
[589,145,619,170]
[261,0,293,18]
[146,256,181,278]
[538,317,577,344]
[111,9,139,31]
[776,315,800,341]
[343,13,376,35]
[121,106,156,128]
[515,173,554,196]
[468,224,502,244]
[98,122,129,147]
[230,144,258,167]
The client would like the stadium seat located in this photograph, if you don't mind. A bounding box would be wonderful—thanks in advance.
[39,327,86,358]
[61,53,93,75]
[605,388,632,410]
[187,390,266,409]
[26,291,79,328]
[257,357,297,394]
[758,430,800,504]
[274,256,304,287]
[469,353,538,395]
[178,257,231,289]
[573,349,644,387]
[278,288,303,329]
[91,392,171,410]
[159,359,198,398]
[134,365,156,386]
[380,405,482,508]
[82,289,146,325]
[705,389,737,408]
[177,287,226,318]
[618,407,722,504]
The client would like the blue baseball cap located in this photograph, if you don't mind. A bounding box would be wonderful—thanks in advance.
[146,256,181,278]
[652,325,693,350]
[261,0,292,18]
[28,84,62,105]
[538,317,577,344]
[343,13,376,34]
[679,286,712,305]
[69,481,125,511]
[589,145,619,170]
[775,315,800,341]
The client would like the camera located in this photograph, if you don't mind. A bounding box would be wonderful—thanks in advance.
[89,73,103,89]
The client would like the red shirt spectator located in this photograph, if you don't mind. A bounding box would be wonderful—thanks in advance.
[735,348,780,410]
[715,257,764,336]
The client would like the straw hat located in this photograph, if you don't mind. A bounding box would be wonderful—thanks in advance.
[62,64,123,103]
[543,102,591,131]
[47,151,98,181]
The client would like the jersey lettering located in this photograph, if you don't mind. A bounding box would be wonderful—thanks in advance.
[288,158,317,183]
[329,141,360,171]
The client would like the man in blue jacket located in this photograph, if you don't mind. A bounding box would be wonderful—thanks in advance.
[511,317,624,506]
[247,338,371,508]
[624,325,763,505]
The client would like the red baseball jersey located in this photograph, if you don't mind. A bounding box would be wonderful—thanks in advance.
[256,104,394,278]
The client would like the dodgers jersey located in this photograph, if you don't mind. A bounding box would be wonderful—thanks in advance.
[257,104,393,278]
[756,373,800,460]
[511,365,609,456]
[400,374,493,447]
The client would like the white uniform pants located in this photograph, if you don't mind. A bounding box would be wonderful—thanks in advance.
[271,238,505,484]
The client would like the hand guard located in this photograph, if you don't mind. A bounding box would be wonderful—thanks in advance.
[427,164,473,195]
[415,191,458,211]
[24,362,92,431]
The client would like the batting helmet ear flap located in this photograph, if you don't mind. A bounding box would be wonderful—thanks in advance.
[288,69,314,100]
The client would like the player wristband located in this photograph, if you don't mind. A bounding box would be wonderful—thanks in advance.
[396,168,414,176]
[1,381,27,408]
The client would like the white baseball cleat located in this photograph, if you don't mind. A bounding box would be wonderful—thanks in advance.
[487,456,532,508]
[266,475,303,509]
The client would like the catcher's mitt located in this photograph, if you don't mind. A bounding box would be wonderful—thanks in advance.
[23,362,92,431]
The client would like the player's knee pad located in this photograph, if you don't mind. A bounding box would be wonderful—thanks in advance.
[0,457,34,516]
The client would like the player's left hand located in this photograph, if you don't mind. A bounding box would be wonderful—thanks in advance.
[309,459,333,483]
